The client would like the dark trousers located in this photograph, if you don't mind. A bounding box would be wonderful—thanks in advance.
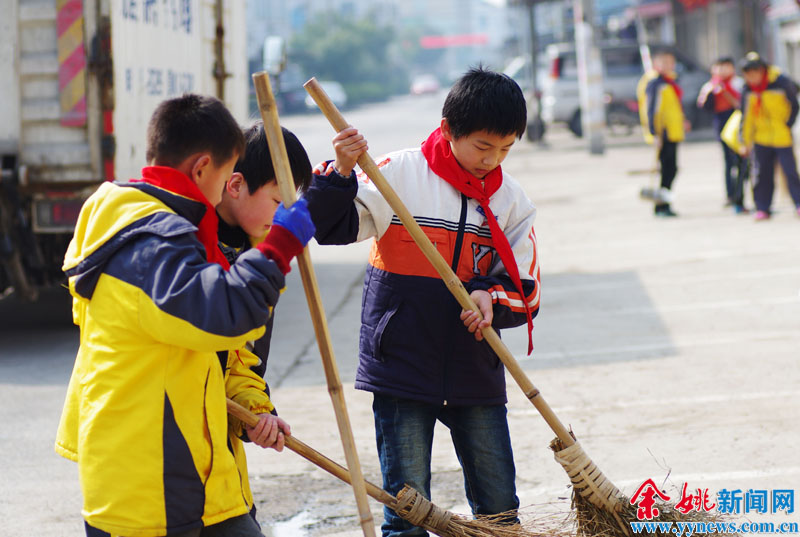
[752,144,800,212]
[722,141,747,206]
[659,139,678,190]
[85,514,263,537]
[656,139,678,212]
[372,394,519,537]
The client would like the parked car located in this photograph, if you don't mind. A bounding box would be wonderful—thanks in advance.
[540,42,711,137]
[276,64,310,114]
[305,80,348,110]
[410,74,441,95]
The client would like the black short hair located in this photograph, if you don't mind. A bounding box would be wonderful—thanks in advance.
[652,48,676,60]
[146,94,245,167]
[740,51,768,72]
[715,56,735,66]
[234,123,312,194]
[441,66,527,140]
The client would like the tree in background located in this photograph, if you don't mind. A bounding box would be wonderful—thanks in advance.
[290,12,409,105]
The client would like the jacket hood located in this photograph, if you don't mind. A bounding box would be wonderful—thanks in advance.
[63,180,203,297]
[768,65,783,84]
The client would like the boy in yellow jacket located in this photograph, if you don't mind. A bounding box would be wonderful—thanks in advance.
[739,52,800,220]
[642,50,687,217]
[57,94,315,537]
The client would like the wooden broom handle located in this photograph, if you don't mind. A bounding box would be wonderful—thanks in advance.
[252,72,377,537]
[226,399,396,508]
[303,77,575,448]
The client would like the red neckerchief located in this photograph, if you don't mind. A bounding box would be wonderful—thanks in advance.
[712,76,740,113]
[662,74,683,101]
[134,166,230,270]
[748,73,770,119]
[421,128,533,354]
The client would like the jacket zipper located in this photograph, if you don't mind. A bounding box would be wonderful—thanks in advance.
[442,194,468,405]
[451,194,468,272]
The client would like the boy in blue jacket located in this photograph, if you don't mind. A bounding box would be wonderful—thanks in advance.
[57,94,315,537]
[215,122,366,522]
[217,124,315,394]
[307,67,540,537]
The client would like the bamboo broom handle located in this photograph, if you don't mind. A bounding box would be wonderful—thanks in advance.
[226,399,397,508]
[303,77,575,448]
[252,72,377,537]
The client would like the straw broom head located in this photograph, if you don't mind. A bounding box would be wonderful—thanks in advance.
[568,489,735,537]
[394,486,574,537]
[550,438,736,537]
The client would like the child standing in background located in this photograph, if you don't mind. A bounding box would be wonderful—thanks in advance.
[641,49,689,217]
[697,56,748,213]
[739,52,800,220]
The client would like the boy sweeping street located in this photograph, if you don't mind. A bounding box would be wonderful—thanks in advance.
[217,124,314,396]
[56,94,315,537]
[738,52,800,220]
[640,49,688,217]
[308,67,540,537]
[216,121,366,522]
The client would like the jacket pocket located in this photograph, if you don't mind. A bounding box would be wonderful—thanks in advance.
[371,300,401,361]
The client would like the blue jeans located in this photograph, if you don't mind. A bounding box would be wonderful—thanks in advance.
[372,394,519,537]
[721,141,747,206]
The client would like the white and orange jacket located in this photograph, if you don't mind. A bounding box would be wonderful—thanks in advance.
[307,146,540,405]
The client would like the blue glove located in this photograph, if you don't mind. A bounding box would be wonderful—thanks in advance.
[273,198,316,246]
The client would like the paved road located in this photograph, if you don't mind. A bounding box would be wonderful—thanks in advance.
[2,92,799,536]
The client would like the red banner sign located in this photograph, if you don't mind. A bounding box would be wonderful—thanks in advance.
[420,34,489,49]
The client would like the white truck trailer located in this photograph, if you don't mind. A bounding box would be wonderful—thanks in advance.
[0,0,247,300]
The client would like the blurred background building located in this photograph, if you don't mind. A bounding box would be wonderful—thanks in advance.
[243,0,800,116]
[246,0,520,85]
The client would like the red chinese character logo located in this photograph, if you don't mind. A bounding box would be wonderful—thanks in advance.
[675,483,717,514]
[630,479,672,520]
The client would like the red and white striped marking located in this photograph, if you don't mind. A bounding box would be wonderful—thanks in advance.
[57,0,87,127]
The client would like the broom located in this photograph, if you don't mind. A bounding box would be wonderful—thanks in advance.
[251,71,375,537]
[303,78,727,537]
[227,398,569,537]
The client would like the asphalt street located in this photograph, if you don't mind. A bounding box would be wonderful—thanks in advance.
[1,91,799,536]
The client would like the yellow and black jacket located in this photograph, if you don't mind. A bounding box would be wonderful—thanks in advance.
[637,69,658,145]
[57,168,287,537]
[218,218,275,394]
[740,66,799,149]
[224,346,275,516]
[644,74,685,143]
[217,220,276,516]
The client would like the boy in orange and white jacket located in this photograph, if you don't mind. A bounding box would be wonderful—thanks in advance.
[306,67,540,537]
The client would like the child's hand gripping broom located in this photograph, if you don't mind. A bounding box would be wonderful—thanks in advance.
[227,399,567,537]
[303,77,656,537]
[251,72,376,537]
